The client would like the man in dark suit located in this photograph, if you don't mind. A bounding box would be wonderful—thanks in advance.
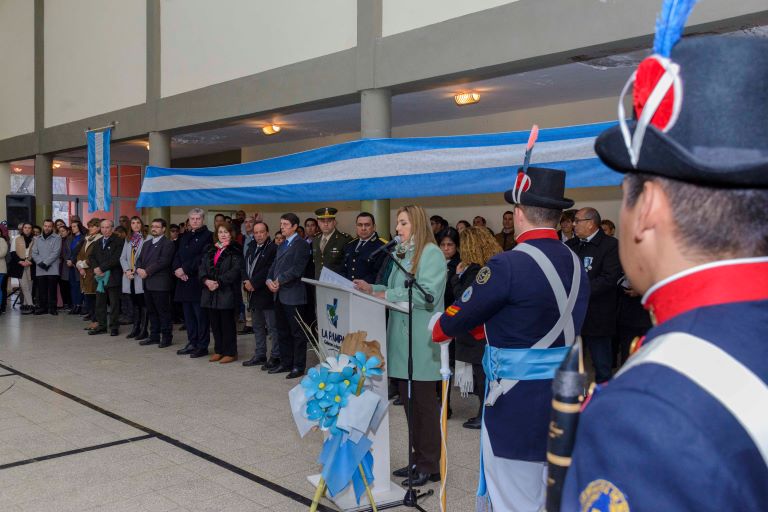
[89,220,125,336]
[566,207,622,383]
[136,219,176,348]
[342,212,386,283]
[267,213,311,379]
[173,208,214,358]
[311,207,351,279]
[242,221,279,368]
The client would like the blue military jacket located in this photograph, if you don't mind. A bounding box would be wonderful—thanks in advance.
[440,232,589,461]
[342,233,387,284]
[563,259,768,512]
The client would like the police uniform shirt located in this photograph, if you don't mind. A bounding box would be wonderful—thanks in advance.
[562,258,768,512]
[342,233,386,283]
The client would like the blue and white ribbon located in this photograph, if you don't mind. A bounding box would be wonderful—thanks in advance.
[137,122,621,207]
[87,127,112,212]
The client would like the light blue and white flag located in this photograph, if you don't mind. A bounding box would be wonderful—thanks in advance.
[137,121,622,207]
[87,127,112,212]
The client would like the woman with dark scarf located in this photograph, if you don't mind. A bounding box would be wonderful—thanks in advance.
[120,216,149,339]
[15,223,36,314]
[200,223,244,364]
[64,221,84,314]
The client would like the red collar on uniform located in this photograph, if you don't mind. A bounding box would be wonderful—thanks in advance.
[642,258,768,325]
[515,228,559,244]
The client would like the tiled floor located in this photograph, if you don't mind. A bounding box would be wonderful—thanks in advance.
[0,309,483,511]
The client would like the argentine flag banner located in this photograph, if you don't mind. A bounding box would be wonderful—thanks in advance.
[87,127,112,212]
[137,121,622,207]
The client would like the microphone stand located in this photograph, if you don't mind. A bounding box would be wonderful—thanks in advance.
[380,247,434,511]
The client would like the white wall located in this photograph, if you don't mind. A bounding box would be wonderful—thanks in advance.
[160,0,357,98]
[0,0,34,139]
[383,0,518,37]
[44,0,146,128]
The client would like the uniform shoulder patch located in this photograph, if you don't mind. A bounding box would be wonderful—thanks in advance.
[579,479,629,512]
[461,286,473,302]
[446,305,461,317]
[475,266,492,285]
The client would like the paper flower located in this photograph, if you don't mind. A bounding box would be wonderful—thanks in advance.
[352,351,384,377]
[301,367,335,400]
[320,378,352,418]
[322,353,353,373]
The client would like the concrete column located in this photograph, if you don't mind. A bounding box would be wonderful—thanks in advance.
[34,154,52,222]
[143,131,171,222]
[360,88,392,238]
[0,163,10,221]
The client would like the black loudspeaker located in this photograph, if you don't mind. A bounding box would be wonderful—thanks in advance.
[6,194,36,227]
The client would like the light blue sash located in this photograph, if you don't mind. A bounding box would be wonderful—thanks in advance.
[483,344,570,382]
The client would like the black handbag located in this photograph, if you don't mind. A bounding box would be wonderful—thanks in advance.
[7,251,23,279]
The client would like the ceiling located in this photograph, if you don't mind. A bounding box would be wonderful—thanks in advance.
[44,26,768,168]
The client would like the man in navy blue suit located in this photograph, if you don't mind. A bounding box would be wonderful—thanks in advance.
[562,29,768,512]
[433,166,589,512]
[267,213,311,379]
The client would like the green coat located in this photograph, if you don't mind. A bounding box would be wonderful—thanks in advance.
[312,229,352,279]
[373,243,447,381]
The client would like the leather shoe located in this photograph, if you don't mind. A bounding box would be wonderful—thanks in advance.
[110,329,118,336]
[33,308,46,315]
[243,356,266,367]
[261,358,280,371]
[268,365,290,374]
[393,397,403,406]
[237,326,254,335]
[401,471,440,487]
[463,416,482,429]
[219,355,237,364]
[176,346,194,355]
[189,348,208,358]
[158,341,172,348]
[49,309,58,316]
[88,328,107,335]
[392,465,416,478]
[139,339,159,346]
[286,369,304,379]
[209,354,223,362]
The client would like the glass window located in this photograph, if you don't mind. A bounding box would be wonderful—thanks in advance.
[10,174,34,194]
[119,166,142,197]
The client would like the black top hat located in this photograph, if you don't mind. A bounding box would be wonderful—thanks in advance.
[504,167,574,210]
[595,36,768,188]
[315,207,338,219]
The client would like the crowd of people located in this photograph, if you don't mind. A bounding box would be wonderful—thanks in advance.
[0,201,650,487]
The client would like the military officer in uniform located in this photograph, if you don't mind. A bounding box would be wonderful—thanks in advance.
[311,207,351,279]
[432,166,590,512]
[562,13,768,512]
[342,212,387,283]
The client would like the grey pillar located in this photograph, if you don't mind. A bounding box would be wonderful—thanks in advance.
[34,154,52,222]
[0,163,10,221]
[360,88,392,238]
[143,131,171,222]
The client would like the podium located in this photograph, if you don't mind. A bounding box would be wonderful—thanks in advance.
[302,278,408,511]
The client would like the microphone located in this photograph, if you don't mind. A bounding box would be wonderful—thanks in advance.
[367,236,400,262]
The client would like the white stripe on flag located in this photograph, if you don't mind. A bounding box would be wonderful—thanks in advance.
[141,136,597,193]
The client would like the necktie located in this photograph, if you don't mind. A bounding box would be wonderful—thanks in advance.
[320,236,328,252]
[103,238,107,249]
[579,238,588,250]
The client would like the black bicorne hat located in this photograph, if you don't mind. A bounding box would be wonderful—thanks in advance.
[504,167,574,210]
[595,36,768,188]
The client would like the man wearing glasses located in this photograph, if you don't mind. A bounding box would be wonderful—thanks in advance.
[566,207,621,383]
